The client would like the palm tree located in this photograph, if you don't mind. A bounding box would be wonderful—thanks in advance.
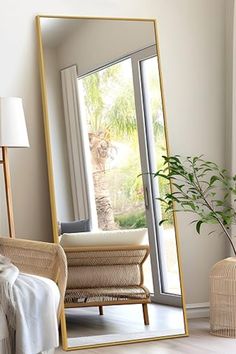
[80,60,163,230]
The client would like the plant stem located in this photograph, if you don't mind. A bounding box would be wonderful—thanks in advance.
[213,216,236,256]
[193,166,236,256]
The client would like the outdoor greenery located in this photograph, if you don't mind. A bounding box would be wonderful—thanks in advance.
[80,58,171,230]
[155,155,236,255]
[115,211,147,229]
[82,63,137,139]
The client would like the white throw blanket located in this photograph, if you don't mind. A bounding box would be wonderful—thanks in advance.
[0,255,60,354]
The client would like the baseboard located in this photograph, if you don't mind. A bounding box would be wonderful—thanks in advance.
[186,302,209,319]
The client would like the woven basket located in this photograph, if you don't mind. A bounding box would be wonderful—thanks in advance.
[210,257,236,337]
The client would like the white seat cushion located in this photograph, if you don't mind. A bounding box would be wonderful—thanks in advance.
[60,228,148,247]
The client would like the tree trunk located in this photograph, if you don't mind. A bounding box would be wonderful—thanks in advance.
[89,132,117,230]
[93,170,117,230]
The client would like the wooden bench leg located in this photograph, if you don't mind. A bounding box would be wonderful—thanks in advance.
[142,303,149,325]
[99,306,104,315]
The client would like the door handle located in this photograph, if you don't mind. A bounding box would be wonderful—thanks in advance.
[144,187,149,209]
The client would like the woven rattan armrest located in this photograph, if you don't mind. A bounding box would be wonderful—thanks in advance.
[0,237,67,317]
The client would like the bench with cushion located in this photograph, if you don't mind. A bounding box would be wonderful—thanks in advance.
[60,228,150,325]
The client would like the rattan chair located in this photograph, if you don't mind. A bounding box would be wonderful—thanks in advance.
[63,245,150,325]
[0,237,67,318]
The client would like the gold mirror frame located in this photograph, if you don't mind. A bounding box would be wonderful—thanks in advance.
[35,14,189,351]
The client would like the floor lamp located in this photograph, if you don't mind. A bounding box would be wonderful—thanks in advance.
[0,97,29,238]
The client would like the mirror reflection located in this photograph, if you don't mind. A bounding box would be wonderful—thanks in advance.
[38,16,187,349]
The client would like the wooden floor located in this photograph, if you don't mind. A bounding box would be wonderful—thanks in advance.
[56,318,236,353]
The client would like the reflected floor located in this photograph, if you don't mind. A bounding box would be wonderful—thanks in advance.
[64,303,185,347]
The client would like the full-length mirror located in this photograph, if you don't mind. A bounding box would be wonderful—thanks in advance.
[36,15,188,350]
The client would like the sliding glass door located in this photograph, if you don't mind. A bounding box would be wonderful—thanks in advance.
[131,47,181,305]
[77,45,180,306]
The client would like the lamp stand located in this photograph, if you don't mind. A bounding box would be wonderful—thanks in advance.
[0,147,15,238]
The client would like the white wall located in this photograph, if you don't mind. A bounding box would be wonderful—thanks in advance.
[0,0,228,307]
[225,0,235,255]
[56,19,156,75]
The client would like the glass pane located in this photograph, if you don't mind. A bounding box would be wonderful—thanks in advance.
[141,56,181,295]
[78,59,153,293]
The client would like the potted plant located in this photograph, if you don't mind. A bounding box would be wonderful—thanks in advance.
[155,155,236,337]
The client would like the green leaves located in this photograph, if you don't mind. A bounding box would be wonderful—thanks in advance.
[188,174,194,182]
[196,220,203,234]
[155,155,236,254]
[159,219,168,226]
[209,175,220,186]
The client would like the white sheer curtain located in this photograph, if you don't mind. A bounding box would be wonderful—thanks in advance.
[61,65,97,228]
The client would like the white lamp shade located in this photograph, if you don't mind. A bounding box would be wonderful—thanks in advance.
[0,97,29,147]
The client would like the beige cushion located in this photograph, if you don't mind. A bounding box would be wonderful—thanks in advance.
[60,228,148,247]
[67,264,141,288]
